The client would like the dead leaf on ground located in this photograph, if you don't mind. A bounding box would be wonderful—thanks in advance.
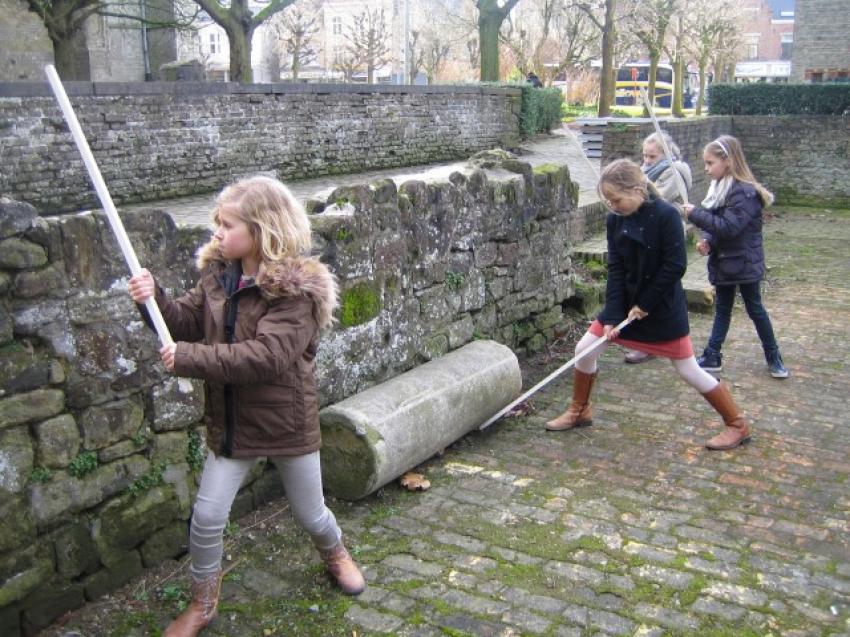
[506,401,536,418]
[399,472,431,492]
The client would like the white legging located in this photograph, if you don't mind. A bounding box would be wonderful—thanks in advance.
[573,330,719,394]
[189,451,341,577]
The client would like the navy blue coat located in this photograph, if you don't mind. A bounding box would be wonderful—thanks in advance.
[688,181,766,286]
[597,196,690,342]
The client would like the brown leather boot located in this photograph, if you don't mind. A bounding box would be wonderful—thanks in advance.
[702,382,751,450]
[545,369,597,431]
[163,570,222,637]
[319,542,366,595]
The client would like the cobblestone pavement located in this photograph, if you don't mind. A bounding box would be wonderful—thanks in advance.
[118,127,601,229]
[40,204,850,636]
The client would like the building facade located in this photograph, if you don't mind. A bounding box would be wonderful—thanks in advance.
[790,0,850,82]
[734,0,795,83]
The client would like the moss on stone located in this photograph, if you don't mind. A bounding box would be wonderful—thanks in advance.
[338,281,382,328]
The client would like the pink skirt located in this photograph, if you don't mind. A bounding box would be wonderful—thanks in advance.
[589,320,694,360]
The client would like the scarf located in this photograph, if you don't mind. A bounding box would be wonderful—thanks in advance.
[701,176,734,210]
[642,158,671,183]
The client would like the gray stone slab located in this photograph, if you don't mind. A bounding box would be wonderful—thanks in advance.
[319,340,521,499]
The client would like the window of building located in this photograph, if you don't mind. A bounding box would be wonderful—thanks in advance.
[747,43,758,60]
[332,16,342,35]
[780,32,793,60]
[209,32,221,54]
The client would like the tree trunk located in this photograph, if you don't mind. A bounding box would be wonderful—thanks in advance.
[696,59,707,115]
[228,26,254,82]
[368,61,374,84]
[52,28,91,80]
[645,52,659,116]
[672,57,684,117]
[291,38,301,80]
[597,0,616,117]
[478,6,502,81]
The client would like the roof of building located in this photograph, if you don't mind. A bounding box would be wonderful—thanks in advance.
[767,0,795,20]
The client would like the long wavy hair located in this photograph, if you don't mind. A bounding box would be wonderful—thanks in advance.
[212,175,312,266]
[705,135,774,207]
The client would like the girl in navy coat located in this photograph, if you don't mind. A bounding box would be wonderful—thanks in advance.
[683,135,788,379]
[546,158,751,450]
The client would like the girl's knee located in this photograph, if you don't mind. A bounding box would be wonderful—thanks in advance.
[191,499,230,531]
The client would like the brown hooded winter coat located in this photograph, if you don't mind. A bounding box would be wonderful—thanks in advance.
[149,242,338,458]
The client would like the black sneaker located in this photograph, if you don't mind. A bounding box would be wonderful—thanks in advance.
[697,350,722,372]
[768,356,789,379]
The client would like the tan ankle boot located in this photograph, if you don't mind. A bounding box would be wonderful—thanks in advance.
[702,382,751,450]
[546,369,597,431]
[320,542,366,595]
[163,570,222,637]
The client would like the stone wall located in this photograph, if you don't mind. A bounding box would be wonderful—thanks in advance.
[732,116,850,207]
[600,115,849,207]
[0,154,596,634]
[0,83,522,214]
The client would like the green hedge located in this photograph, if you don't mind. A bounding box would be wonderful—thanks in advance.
[709,83,850,115]
[508,84,564,136]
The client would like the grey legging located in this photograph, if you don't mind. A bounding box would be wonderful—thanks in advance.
[189,451,342,577]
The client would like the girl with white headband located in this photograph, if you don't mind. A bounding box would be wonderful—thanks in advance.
[683,135,789,441]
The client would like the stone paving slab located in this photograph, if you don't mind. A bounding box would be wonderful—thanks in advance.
[40,206,850,637]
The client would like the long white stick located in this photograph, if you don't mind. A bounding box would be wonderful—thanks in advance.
[45,65,173,347]
[639,88,689,205]
[479,317,632,430]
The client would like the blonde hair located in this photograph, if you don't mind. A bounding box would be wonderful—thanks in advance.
[598,158,660,201]
[705,135,774,207]
[213,175,312,265]
[643,131,681,160]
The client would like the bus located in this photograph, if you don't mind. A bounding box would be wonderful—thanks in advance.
[615,63,675,108]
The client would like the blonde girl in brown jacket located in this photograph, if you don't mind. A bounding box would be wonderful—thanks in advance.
[129,176,364,637]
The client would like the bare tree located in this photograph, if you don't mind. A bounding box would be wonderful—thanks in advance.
[25,0,198,79]
[467,37,480,70]
[685,0,740,114]
[476,0,522,80]
[191,0,297,82]
[422,37,452,83]
[631,0,677,111]
[333,50,361,82]
[268,2,319,80]
[408,30,426,83]
[576,0,619,117]
[501,0,596,85]
[344,7,390,83]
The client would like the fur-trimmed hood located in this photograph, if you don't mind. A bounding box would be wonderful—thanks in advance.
[196,240,338,329]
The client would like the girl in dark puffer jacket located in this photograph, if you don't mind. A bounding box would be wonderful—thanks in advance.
[683,135,789,379]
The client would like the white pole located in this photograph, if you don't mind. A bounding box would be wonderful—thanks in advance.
[639,87,689,205]
[479,317,632,430]
[45,65,173,347]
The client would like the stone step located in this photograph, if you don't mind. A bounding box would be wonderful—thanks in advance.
[570,234,715,313]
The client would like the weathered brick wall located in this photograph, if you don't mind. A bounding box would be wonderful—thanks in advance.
[0,83,522,214]
[790,0,850,81]
[0,154,588,633]
[600,115,849,207]
[732,116,850,207]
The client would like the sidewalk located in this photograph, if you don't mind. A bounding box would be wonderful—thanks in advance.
[41,207,850,636]
[119,128,602,228]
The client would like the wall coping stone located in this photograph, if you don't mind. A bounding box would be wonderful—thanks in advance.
[0,82,523,98]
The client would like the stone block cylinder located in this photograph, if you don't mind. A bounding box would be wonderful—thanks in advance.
[319,340,521,500]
